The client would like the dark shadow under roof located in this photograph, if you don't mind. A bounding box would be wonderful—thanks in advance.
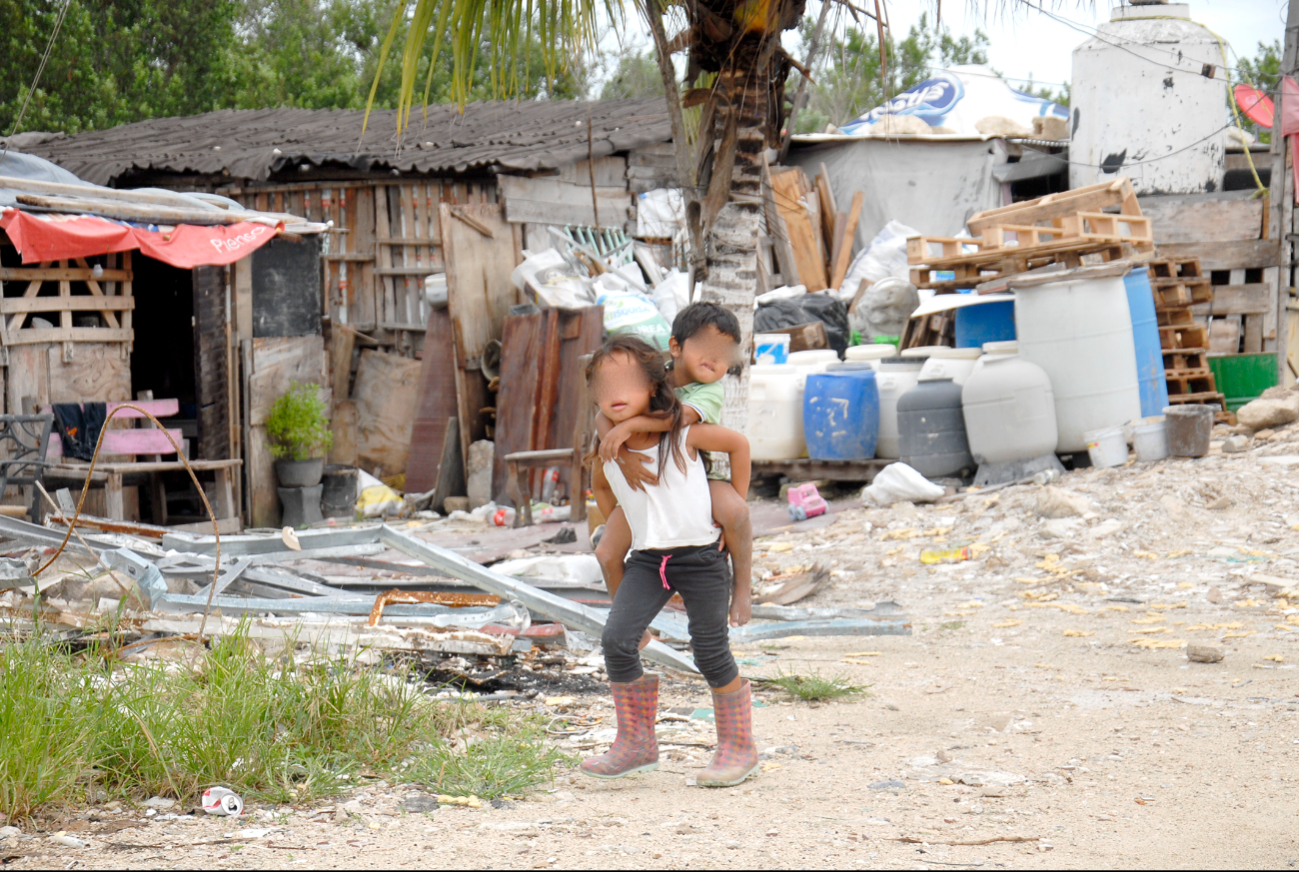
[22,100,674,186]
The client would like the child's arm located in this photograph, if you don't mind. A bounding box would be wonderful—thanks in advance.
[593,410,659,492]
[598,407,703,462]
[686,424,751,499]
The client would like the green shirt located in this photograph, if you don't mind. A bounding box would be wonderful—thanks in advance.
[674,381,724,425]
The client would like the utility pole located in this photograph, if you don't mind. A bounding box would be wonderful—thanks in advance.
[1271,0,1299,382]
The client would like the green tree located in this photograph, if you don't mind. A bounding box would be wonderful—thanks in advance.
[599,50,665,100]
[1237,39,1281,144]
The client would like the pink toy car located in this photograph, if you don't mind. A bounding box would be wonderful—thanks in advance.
[787,482,828,521]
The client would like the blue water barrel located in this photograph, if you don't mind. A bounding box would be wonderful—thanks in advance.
[1123,269,1169,418]
[803,371,881,460]
[955,300,1016,348]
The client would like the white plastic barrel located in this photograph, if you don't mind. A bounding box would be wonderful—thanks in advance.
[961,350,1059,464]
[1012,274,1142,453]
[918,347,982,385]
[748,364,805,460]
[876,357,925,459]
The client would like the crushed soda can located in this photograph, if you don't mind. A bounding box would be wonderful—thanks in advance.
[201,786,244,816]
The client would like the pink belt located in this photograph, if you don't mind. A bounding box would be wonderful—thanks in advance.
[659,554,672,590]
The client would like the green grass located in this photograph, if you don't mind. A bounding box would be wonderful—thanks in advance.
[0,624,567,819]
[762,667,868,702]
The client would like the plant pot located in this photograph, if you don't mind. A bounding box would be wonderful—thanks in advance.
[275,457,324,488]
[278,485,323,528]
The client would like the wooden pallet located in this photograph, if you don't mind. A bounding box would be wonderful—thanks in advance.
[901,307,957,349]
[911,242,1142,292]
[1166,390,1233,423]
[1058,212,1153,246]
[1162,348,1208,371]
[1150,276,1213,304]
[1158,323,1209,349]
[1157,307,1196,327]
[1166,371,1217,396]
[1148,257,1203,281]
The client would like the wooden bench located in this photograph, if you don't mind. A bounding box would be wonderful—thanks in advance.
[41,399,242,533]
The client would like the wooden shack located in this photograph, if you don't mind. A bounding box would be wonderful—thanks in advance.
[26,101,676,525]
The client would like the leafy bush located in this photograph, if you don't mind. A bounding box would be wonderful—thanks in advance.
[265,382,332,461]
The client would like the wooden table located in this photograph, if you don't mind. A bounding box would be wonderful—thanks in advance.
[44,458,243,532]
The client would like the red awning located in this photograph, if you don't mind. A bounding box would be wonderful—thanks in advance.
[0,208,281,269]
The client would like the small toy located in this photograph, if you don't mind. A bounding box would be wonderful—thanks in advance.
[787,482,828,521]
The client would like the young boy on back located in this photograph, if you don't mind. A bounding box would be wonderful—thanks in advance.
[591,302,754,628]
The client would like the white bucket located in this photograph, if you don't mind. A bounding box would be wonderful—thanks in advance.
[754,333,791,365]
[1083,426,1128,469]
[1128,416,1168,463]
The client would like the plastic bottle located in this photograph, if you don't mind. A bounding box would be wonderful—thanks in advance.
[488,507,517,527]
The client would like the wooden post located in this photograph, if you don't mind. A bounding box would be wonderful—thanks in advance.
[1272,0,1299,381]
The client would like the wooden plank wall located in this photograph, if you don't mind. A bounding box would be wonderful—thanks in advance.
[192,265,231,461]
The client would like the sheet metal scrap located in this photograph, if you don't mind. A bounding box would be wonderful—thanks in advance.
[368,590,502,626]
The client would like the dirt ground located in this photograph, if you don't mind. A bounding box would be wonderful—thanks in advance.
[7,432,1299,869]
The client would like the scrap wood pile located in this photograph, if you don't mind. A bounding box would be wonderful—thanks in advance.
[764,161,865,295]
[905,178,1154,301]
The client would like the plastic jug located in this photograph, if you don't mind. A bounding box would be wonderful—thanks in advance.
[961,347,1059,464]
[803,370,881,460]
[749,364,805,460]
[875,357,925,459]
[844,344,897,368]
[898,379,975,478]
[918,347,982,386]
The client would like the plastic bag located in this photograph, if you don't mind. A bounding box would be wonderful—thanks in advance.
[849,276,920,340]
[839,220,921,296]
[355,469,403,518]
[597,291,672,350]
[511,248,596,309]
[652,269,690,325]
[754,292,851,354]
[637,189,685,238]
[861,462,945,506]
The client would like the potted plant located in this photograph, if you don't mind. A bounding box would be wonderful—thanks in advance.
[266,382,333,488]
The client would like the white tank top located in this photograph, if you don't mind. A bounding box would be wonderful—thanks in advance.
[603,425,720,552]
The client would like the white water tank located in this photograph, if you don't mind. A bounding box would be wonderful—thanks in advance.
[1012,272,1143,453]
[748,364,805,460]
[961,347,1059,464]
[1070,2,1228,194]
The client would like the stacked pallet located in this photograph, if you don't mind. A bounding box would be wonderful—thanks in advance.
[905,178,1154,296]
[1148,257,1233,423]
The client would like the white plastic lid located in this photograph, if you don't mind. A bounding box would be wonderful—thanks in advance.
[845,343,897,361]
[982,341,1018,354]
[918,357,976,382]
[788,350,840,365]
[754,333,791,345]
[900,345,948,358]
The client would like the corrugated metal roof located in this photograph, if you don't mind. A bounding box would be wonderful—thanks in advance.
[22,100,674,186]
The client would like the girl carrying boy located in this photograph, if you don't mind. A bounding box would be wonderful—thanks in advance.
[580,335,759,788]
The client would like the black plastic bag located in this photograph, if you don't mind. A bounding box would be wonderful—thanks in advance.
[754,294,851,355]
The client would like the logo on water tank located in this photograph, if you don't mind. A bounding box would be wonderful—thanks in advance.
[860,72,964,126]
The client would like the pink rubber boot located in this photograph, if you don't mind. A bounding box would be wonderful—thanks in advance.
[579,674,659,779]
[697,678,760,787]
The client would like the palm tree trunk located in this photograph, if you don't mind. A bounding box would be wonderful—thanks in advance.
[694,71,768,437]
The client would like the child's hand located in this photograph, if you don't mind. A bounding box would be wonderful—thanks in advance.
[599,423,633,463]
[616,448,659,492]
[729,589,752,627]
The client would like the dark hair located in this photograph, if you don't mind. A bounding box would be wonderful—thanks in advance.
[585,334,687,473]
[671,302,741,348]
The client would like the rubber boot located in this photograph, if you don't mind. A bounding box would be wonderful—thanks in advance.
[697,678,760,788]
[579,674,659,779]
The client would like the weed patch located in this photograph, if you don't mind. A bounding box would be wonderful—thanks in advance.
[0,624,566,818]
[761,668,867,702]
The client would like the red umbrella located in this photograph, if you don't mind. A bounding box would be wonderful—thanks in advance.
[1234,83,1274,129]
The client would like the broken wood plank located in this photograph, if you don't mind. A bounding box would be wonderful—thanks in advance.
[830,191,865,290]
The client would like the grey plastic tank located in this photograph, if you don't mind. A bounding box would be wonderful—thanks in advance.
[897,378,974,478]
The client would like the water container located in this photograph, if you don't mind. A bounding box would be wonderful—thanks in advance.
[898,379,974,477]
[1013,273,1143,453]
[1128,416,1168,462]
[844,344,897,367]
[788,349,840,387]
[955,299,1016,348]
[1123,269,1170,418]
[875,357,926,459]
[748,364,805,460]
[803,371,881,460]
[918,347,983,386]
[754,333,791,365]
[961,351,1059,464]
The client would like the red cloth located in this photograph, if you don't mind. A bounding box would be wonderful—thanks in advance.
[0,208,280,268]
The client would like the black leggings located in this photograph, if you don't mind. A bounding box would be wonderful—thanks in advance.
[601,542,739,689]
